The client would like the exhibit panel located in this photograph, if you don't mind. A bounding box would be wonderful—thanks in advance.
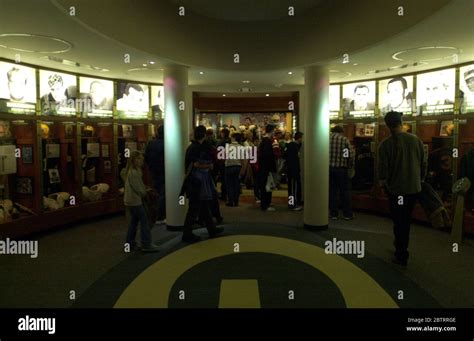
[39,70,78,117]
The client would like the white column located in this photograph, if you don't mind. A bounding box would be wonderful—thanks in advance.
[163,65,189,228]
[304,66,329,229]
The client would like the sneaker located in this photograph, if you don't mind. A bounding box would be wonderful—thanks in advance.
[209,226,224,238]
[343,216,354,221]
[155,219,166,225]
[330,216,338,220]
[182,233,201,243]
[141,243,160,252]
[255,200,261,204]
[265,207,276,212]
[293,206,303,211]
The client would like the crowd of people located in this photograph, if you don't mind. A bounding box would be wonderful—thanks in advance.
[121,111,427,267]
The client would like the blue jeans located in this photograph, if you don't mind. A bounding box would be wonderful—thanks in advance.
[126,205,152,248]
[329,168,353,218]
[225,166,241,205]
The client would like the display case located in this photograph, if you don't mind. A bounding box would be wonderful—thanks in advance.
[79,122,115,203]
[0,119,39,224]
[458,118,474,217]
[39,120,79,212]
[117,123,150,190]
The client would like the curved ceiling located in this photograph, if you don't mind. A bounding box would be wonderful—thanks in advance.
[168,0,326,21]
[53,0,452,71]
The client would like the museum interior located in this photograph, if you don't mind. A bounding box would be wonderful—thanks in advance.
[0,0,473,311]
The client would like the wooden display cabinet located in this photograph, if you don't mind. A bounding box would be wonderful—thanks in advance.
[40,120,79,211]
[0,119,40,225]
[79,122,116,202]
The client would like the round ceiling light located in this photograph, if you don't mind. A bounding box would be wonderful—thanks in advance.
[392,46,460,62]
[0,33,72,53]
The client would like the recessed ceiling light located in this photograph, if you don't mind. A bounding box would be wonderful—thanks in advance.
[392,46,460,62]
[142,63,147,67]
[266,94,270,97]
[242,80,250,83]
[0,33,72,53]
[199,71,204,75]
[288,71,293,75]
[149,61,155,65]
[353,63,358,66]
[222,94,226,97]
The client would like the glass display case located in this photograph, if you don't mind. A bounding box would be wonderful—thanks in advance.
[458,118,474,211]
[0,119,39,224]
[117,123,149,190]
[79,122,114,203]
[416,119,454,203]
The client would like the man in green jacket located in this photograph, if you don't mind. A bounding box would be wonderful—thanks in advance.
[378,111,427,266]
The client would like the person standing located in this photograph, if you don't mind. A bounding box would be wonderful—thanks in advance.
[217,128,231,201]
[378,111,427,266]
[284,132,303,211]
[144,125,166,224]
[182,125,224,243]
[329,125,354,220]
[124,151,159,252]
[258,124,277,211]
[225,132,244,207]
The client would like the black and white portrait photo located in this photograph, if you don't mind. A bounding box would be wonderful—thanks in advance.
[343,81,375,118]
[79,77,114,117]
[116,82,149,119]
[0,62,36,114]
[379,76,414,116]
[416,69,455,115]
[40,70,77,116]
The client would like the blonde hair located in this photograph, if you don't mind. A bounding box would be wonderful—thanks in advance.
[125,150,143,176]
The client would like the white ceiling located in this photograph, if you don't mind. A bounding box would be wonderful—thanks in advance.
[0,0,472,95]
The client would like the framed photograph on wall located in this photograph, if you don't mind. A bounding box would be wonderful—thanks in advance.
[48,168,61,184]
[104,160,112,173]
[16,177,33,194]
[21,145,33,164]
[101,144,109,158]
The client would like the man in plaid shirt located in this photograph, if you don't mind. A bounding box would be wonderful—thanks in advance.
[329,125,354,220]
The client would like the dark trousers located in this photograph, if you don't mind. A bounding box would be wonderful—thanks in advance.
[126,205,152,248]
[329,167,353,218]
[287,171,302,208]
[219,165,227,200]
[252,167,260,200]
[258,170,273,210]
[152,174,166,220]
[210,188,222,219]
[388,193,418,262]
[225,166,241,205]
[183,198,216,237]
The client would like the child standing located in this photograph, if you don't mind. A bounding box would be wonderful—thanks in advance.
[124,151,159,252]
